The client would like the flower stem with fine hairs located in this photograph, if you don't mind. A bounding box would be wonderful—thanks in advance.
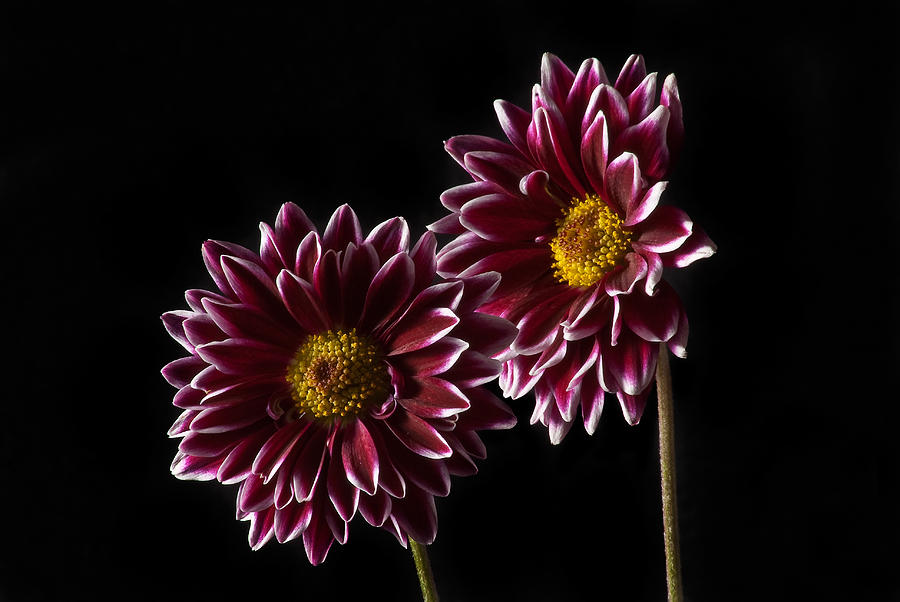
[409,539,440,602]
[656,343,684,602]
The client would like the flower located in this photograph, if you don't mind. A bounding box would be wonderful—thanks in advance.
[161,203,517,564]
[430,53,715,442]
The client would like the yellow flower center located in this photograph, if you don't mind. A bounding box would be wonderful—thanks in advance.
[549,194,633,287]
[286,328,391,420]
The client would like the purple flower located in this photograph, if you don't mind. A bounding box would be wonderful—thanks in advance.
[162,203,517,564]
[431,53,715,442]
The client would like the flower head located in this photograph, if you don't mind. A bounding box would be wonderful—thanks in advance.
[162,203,517,563]
[431,53,715,442]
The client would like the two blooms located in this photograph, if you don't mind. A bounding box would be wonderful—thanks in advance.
[161,53,716,564]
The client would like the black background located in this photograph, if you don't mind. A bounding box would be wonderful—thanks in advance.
[3,2,899,601]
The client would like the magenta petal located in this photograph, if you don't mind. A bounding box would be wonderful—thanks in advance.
[239,475,276,513]
[463,150,535,194]
[313,249,343,325]
[614,54,647,97]
[566,57,609,116]
[359,489,392,528]
[161,310,195,352]
[531,104,586,197]
[385,307,459,355]
[385,411,452,459]
[661,73,684,160]
[221,256,286,320]
[603,333,658,396]
[172,385,205,410]
[365,217,411,262]
[247,507,276,550]
[584,84,629,141]
[445,134,519,167]
[604,152,641,216]
[581,111,609,194]
[341,419,379,496]
[642,249,664,296]
[616,105,671,182]
[624,180,666,227]
[439,350,501,388]
[455,386,517,431]
[252,421,308,484]
[449,312,518,358]
[617,388,651,426]
[327,443,360,521]
[513,287,579,355]
[195,339,290,376]
[409,231,438,294]
[459,193,552,243]
[170,451,222,481]
[427,213,465,235]
[217,426,276,485]
[667,303,689,359]
[340,243,381,326]
[604,252,648,296]
[274,501,313,543]
[358,252,415,333]
[322,204,362,252]
[202,240,258,298]
[391,487,438,545]
[440,180,505,212]
[625,71,658,123]
[390,336,468,377]
[294,230,321,281]
[162,356,207,388]
[202,297,300,348]
[182,314,225,348]
[661,226,717,268]
[636,205,693,253]
[191,395,269,434]
[621,283,681,343]
[580,374,606,435]
[540,52,576,109]
[398,376,470,419]
[291,429,328,503]
[531,332,567,375]
[274,203,316,262]
[494,99,532,158]
[302,500,335,565]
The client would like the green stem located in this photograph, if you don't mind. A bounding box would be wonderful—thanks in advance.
[409,539,440,602]
[656,343,684,602]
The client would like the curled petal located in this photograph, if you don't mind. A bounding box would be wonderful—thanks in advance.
[661,226,717,268]
[604,252,648,297]
[635,205,693,253]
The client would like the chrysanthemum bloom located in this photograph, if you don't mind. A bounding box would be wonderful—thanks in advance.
[430,53,715,442]
[161,203,517,564]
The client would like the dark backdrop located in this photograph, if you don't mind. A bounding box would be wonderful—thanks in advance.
[3,2,898,601]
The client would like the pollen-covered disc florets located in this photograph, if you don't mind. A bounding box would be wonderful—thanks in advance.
[549,195,633,287]
[287,328,390,420]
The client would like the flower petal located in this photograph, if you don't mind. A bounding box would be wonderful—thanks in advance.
[385,412,452,459]
[459,193,552,242]
[661,226,717,268]
[604,252,648,296]
[385,307,460,356]
[398,376,471,419]
[341,419,379,496]
[635,205,693,253]
[358,252,415,332]
[322,204,362,252]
